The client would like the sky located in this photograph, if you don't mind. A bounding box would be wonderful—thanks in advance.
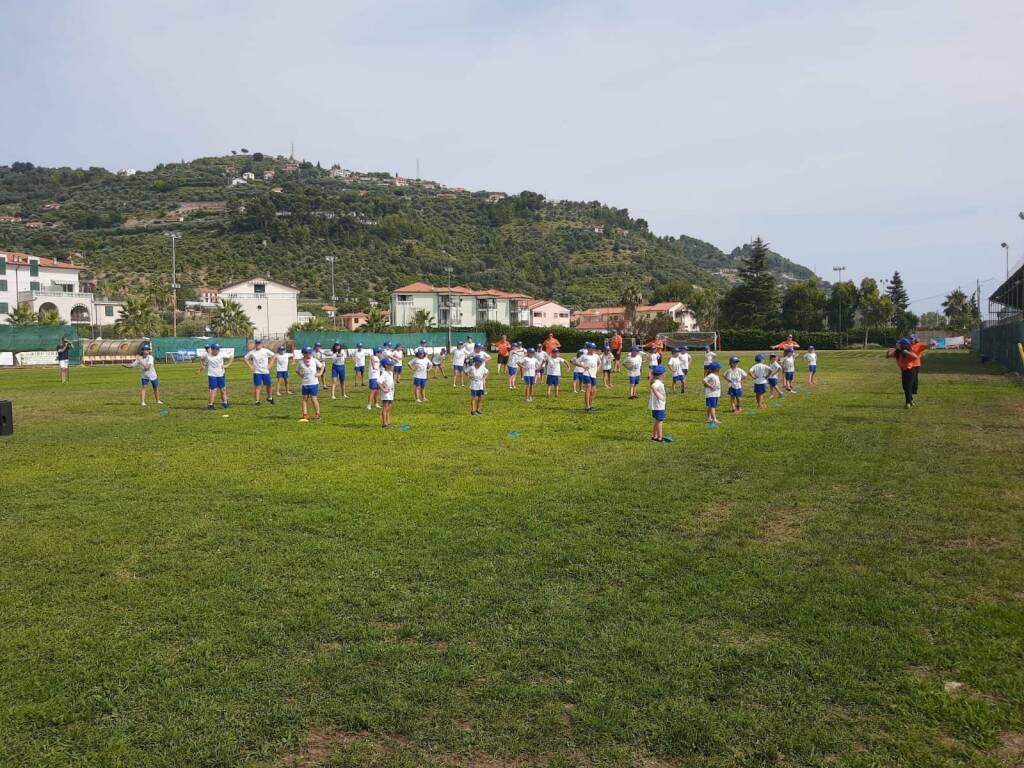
[2,0,1022,313]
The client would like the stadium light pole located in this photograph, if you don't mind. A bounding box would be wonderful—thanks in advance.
[832,265,846,347]
[444,264,454,350]
[326,255,338,328]
[165,232,181,337]
[1001,242,1009,280]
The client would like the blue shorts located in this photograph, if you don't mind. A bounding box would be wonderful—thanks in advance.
[142,378,158,388]
[652,409,666,422]
[508,367,517,375]
[809,365,817,372]
[681,370,688,377]
[573,371,584,381]
[414,377,427,388]
[673,375,685,382]
[728,387,743,397]
[301,384,319,396]
[355,366,365,373]
[785,371,794,381]
[369,379,379,390]
[454,365,464,372]
[254,373,272,387]
[754,383,767,395]
[629,375,640,385]
[276,371,289,380]
[332,365,346,380]
[524,375,535,385]
[546,375,560,385]
[470,388,485,398]
[706,396,719,408]
[394,366,402,373]
[208,375,226,390]
[768,377,778,386]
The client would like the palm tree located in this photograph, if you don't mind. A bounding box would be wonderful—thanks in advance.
[363,307,389,333]
[411,308,433,332]
[211,299,253,336]
[115,297,162,338]
[36,309,63,326]
[620,283,644,332]
[942,288,971,332]
[6,305,37,326]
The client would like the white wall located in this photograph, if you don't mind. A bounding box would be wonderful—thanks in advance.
[221,279,298,337]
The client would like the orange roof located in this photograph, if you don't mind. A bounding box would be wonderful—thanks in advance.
[339,312,368,319]
[578,302,687,316]
[0,251,80,271]
[394,282,533,300]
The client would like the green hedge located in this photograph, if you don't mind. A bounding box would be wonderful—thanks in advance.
[718,329,900,351]
[476,323,614,352]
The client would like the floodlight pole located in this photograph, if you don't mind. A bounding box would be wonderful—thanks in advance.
[166,232,181,337]
[1001,242,1009,280]
[832,265,846,348]
[445,264,454,349]
[326,255,338,329]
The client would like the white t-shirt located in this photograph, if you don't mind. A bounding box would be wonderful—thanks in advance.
[704,350,716,364]
[768,361,782,379]
[624,354,643,375]
[391,350,404,365]
[368,355,381,380]
[468,364,488,390]
[703,372,722,398]
[410,356,432,379]
[724,366,748,389]
[648,351,661,368]
[535,350,548,368]
[473,349,491,362]
[668,356,685,376]
[648,379,667,411]
[378,370,395,401]
[679,352,691,370]
[452,347,468,366]
[508,349,524,369]
[804,352,817,366]
[332,349,348,366]
[601,352,614,371]
[578,352,599,378]
[546,356,566,376]
[132,354,158,381]
[296,358,323,386]
[245,347,274,374]
[204,354,226,377]
[520,357,539,377]
[431,349,445,365]
[782,356,796,373]
[464,339,475,351]
[573,355,585,374]
[314,349,325,363]
[275,352,291,372]
[352,349,369,367]
[749,363,771,384]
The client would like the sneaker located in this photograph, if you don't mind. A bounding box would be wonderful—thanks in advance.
[342,395,349,399]
[255,401,261,406]
[366,404,373,410]
[156,400,164,404]
[207,404,215,410]
[332,395,337,400]
[140,402,147,407]
[268,398,274,405]
[222,402,230,409]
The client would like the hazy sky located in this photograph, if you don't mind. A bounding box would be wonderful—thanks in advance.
[3,0,1022,312]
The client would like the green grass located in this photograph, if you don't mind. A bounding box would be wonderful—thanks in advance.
[0,351,1021,767]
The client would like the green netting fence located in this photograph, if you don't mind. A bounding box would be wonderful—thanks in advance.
[977,320,1024,374]
[291,330,488,350]
[0,325,81,363]
[149,336,248,359]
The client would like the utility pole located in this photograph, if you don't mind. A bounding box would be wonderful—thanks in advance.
[832,265,846,348]
[326,255,338,328]
[445,264,454,350]
[1001,242,1010,280]
[166,232,181,337]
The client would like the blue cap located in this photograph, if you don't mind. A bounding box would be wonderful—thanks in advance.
[381,357,393,366]
[204,343,212,350]
[711,361,723,369]
[682,345,689,350]
[630,345,639,352]
[416,347,426,354]
[527,347,535,353]
[729,356,740,363]
[473,355,483,362]
[210,343,220,350]
[383,342,391,347]
[373,347,382,354]
[254,338,263,344]
[301,346,312,354]
[673,347,681,353]
[754,353,764,362]
[652,365,666,375]
[586,341,596,348]
[552,347,560,352]
[140,343,151,350]
[898,337,911,345]
[420,339,427,344]
[314,342,322,348]
[474,343,482,349]
[277,345,285,352]
[356,342,363,347]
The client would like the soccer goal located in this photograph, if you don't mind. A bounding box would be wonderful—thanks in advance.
[656,331,719,350]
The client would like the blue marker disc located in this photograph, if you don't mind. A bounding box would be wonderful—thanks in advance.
[508,431,519,437]
[400,424,411,430]
[159,408,169,415]
[707,421,718,429]
[663,435,674,442]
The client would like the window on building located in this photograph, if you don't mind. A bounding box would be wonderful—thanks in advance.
[0,302,7,314]
[0,258,6,275]
[30,281,40,291]
[29,260,39,277]
[253,283,266,294]
[105,305,114,317]
[397,295,411,303]
[0,279,6,291]
[533,311,543,318]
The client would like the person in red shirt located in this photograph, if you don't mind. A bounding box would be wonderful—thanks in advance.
[772,334,800,351]
[495,335,511,373]
[609,331,624,371]
[886,337,920,408]
[542,333,561,355]
[908,333,928,397]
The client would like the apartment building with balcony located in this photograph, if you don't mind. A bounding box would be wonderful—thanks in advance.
[0,251,123,325]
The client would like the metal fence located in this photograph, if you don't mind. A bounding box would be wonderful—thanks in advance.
[976,320,1024,374]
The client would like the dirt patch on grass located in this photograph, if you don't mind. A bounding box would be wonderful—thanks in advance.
[761,512,803,545]
[994,731,1024,767]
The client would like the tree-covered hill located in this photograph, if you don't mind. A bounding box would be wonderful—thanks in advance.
[0,154,819,310]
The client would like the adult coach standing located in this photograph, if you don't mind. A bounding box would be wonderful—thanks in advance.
[908,332,927,398]
[886,337,920,409]
[542,332,561,355]
[772,334,800,352]
[56,337,72,383]
[495,335,511,374]
[610,330,623,371]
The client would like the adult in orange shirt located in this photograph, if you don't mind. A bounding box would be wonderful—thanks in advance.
[886,337,920,408]
[609,331,623,371]
[772,334,800,351]
[908,332,928,397]
[495,335,511,373]
[542,332,561,355]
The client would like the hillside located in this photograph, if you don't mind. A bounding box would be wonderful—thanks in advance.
[0,154,820,310]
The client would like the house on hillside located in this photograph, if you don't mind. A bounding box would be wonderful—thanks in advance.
[219,277,299,337]
[0,251,122,326]
[241,171,255,181]
[338,312,368,331]
[390,282,534,328]
[263,170,275,180]
[573,302,698,332]
[524,299,571,327]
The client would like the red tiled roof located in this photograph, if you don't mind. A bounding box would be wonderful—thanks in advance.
[575,320,614,330]
[0,251,80,271]
[339,312,368,319]
[394,282,533,300]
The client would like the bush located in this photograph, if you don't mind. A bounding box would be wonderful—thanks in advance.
[479,322,612,352]
[717,328,900,350]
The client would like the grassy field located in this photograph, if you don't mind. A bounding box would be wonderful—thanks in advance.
[0,350,1022,768]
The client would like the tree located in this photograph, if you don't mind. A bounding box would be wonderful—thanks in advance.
[689,286,721,331]
[825,281,858,338]
[719,237,777,328]
[620,283,644,332]
[362,307,389,333]
[648,280,694,304]
[411,308,434,332]
[211,299,253,336]
[857,280,894,348]
[114,297,162,337]
[886,271,909,313]
[36,309,62,325]
[634,313,679,341]
[780,279,826,331]
[919,311,947,330]
[6,305,37,325]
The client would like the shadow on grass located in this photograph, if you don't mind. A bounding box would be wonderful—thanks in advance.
[921,351,1005,376]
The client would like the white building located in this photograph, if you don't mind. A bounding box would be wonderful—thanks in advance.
[524,299,572,327]
[219,277,299,337]
[231,178,248,186]
[390,282,533,328]
[0,251,122,326]
[241,171,255,180]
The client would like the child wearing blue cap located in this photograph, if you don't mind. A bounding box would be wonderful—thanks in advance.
[201,343,232,410]
[296,346,324,421]
[703,361,722,425]
[601,345,614,389]
[781,347,796,392]
[124,343,162,406]
[545,347,567,398]
[366,348,382,410]
[803,346,818,385]
[520,348,539,401]
[749,354,771,409]
[579,342,600,412]
[274,345,294,396]
[468,354,489,415]
[378,357,395,427]
[624,345,643,399]
[649,365,667,442]
[431,345,448,378]
[572,349,586,394]
[668,348,687,394]
[330,342,348,400]
[244,339,276,406]
[724,356,748,413]
[410,348,432,403]
[506,342,522,390]
[767,353,783,399]
[451,342,468,388]
[313,342,327,387]
[351,343,368,387]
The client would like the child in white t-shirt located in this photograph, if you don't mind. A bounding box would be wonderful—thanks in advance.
[601,346,615,389]
[520,348,540,402]
[366,348,382,409]
[244,339,276,406]
[507,343,523,389]
[330,342,348,400]
[468,355,488,415]
[703,361,722,424]
[201,343,232,410]
[668,349,686,394]
[296,346,325,421]
[124,343,162,406]
[724,356,748,413]
[804,346,818,385]
[649,364,667,442]
[351,343,369,387]
[378,358,395,427]
[451,342,468,388]
[545,348,567,398]
[749,353,771,409]
[767,353,784,399]
[624,346,643,400]
[678,346,692,392]
[703,346,716,366]
[431,346,448,378]
[313,342,327,387]
[274,345,294,396]
[782,348,797,392]
[410,348,432,403]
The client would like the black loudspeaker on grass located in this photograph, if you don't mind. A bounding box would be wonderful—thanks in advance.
[0,400,12,436]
